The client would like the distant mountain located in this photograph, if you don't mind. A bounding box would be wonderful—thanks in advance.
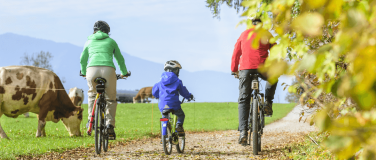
[0,33,292,103]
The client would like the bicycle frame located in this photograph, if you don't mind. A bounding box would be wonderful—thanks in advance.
[160,113,177,137]
[87,93,106,135]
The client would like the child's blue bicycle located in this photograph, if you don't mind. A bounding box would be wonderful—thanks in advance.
[160,98,191,155]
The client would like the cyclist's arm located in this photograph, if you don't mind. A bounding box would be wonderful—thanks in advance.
[152,83,160,99]
[231,38,242,72]
[178,80,191,99]
[80,41,90,75]
[113,41,128,75]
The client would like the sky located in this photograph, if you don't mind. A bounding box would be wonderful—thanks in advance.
[0,0,248,73]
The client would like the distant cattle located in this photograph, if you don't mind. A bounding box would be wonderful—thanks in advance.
[133,87,155,103]
[0,66,83,139]
[68,87,84,106]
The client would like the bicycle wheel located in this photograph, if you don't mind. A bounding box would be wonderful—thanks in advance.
[252,97,259,155]
[162,124,172,155]
[248,102,252,146]
[258,108,264,152]
[95,102,102,154]
[102,109,109,152]
[176,136,185,153]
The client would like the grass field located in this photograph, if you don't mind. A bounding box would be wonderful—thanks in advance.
[0,102,296,159]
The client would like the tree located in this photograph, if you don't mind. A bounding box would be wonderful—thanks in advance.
[206,0,245,18]
[21,51,53,71]
[206,0,376,159]
[205,0,273,18]
[20,51,66,83]
[207,0,376,159]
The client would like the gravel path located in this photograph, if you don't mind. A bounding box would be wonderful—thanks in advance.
[23,105,316,159]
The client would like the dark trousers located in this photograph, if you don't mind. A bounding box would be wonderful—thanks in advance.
[161,108,185,125]
[238,69,278,131]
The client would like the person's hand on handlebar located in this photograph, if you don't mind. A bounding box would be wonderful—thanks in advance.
[232,71,239,79]
[79,70,86,78]
[120,74,128,78]
[188,94,195,101]
[119,71,131,79]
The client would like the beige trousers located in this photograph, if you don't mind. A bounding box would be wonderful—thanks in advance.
[86,66,117,127]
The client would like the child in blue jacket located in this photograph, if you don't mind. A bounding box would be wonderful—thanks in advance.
[152,60,194,135]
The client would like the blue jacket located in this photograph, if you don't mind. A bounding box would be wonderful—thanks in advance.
[152,72,191,112]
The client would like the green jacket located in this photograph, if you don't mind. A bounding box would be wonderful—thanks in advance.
[80,31,127,75]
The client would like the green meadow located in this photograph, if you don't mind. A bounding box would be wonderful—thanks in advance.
[0,102,295,159]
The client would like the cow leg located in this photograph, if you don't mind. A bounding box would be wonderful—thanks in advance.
[0,113,9,139]
[36,120,46,137]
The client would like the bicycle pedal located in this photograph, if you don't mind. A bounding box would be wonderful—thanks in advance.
[265,115,272,117]
[108,136,115,140]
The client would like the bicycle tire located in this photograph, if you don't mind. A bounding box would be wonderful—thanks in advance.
[252,97,259,155]
[162,134,172,155]
[258,108,263,152]
[95,102,102,154]
[102,108,109,152]
[176,136,185,153]
[248,102,253,146]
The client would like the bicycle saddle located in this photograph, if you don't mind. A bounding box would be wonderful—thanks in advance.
[94,77,107,83]
[162,109,175,115]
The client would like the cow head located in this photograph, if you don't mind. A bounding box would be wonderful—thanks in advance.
[68,87,84,106]
[62,107,84,136]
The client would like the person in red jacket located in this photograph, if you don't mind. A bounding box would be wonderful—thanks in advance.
[231,18,277,146]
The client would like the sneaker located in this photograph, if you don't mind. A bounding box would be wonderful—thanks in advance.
[176,124,185,136]
[264,100,273,116]
[238,130,248,146]
[107,124,116,140]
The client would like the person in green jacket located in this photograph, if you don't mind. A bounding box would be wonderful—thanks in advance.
[80,20,128,140]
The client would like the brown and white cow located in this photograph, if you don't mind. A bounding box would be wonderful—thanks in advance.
[68,87,84,106]
[133,86,155,103]
[0,66,83,139]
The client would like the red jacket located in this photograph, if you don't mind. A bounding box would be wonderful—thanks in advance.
[231,29,274,72]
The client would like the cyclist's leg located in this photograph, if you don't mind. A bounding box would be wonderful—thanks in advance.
[174,108,185,125]
[86,67,101,127]
[102,67,117,128]
[258,71,278,115]
[238,69,254,144]
[174,108,185,136]
[238,69,253,132]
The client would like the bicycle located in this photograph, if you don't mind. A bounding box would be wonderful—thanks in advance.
[80,71,131,154]
[232,72,265,155]
[159,98,192,155]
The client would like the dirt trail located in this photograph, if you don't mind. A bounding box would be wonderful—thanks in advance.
[25,105,316,159]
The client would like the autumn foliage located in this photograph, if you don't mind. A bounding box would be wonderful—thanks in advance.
[237,0,376,159]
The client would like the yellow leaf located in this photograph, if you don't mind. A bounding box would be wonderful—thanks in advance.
[264,60,288,84]
[292,12,324,37]
[298,54,316,71]
[314,109,331,131]
[305,0,327,9]
[326,0,343,17]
